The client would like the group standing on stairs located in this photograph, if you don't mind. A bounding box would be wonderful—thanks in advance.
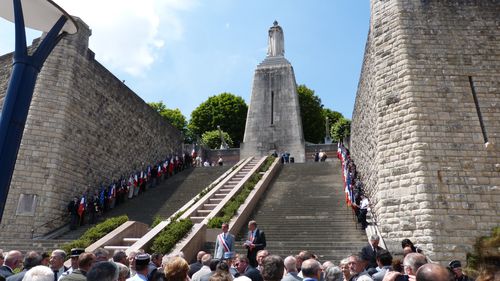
[67,153,194,230]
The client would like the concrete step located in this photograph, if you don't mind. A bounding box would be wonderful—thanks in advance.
[123,238,141,244]
[236,162,367,263]
[104,246,129,251]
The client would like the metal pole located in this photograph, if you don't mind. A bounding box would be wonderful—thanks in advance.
[0,0,69,222]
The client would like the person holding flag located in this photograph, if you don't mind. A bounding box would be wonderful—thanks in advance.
[128,174,135,199]
[108,182,116,209]
[77,193,86,226]
[214,223,235,259]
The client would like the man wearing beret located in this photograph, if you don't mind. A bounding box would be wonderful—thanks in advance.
[449,260,474,281]
[126,254,150,281]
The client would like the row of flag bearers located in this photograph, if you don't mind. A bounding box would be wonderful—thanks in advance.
[68,153,193,230]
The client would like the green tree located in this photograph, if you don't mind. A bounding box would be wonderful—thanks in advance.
[297,85,325,143]
[323,108,343,127]
[189,93,247,146]
[201,130,234,149]
[148,101,188,140]
[331,117,351,142]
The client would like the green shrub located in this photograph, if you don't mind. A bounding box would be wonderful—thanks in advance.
[151,215,164,228]
[207,156,275,228]
[466,226,500,274]
[62,215,128,254]
[151,219,193,254]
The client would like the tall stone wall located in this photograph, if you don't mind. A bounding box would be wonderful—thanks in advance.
[351,0,500,262]
[0,19,182,238]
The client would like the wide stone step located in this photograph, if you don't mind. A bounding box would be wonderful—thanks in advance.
[236,162,367,261]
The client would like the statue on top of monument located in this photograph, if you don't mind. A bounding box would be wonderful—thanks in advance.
[267,20,285,57]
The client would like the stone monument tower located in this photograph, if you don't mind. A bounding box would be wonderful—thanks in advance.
[240,21,305,162]
[351,1,499,262]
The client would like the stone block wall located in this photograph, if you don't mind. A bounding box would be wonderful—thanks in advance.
[351,0,500,262]
[241,57,306,162]
[0,19,182,238]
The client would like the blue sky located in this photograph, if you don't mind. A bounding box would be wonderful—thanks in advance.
[0,0,370,119]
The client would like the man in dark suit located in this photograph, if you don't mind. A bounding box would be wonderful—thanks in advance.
[188,251,206,278]
[361,234,383,270]
[6,251,41,281]
[244,220,266,267]
[0,251,22,279]
[235,255,263,281]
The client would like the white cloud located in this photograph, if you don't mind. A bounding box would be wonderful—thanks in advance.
[54,0,199,76]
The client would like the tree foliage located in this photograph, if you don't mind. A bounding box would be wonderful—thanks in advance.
[189,93,247,146]
[331,117,351,142]
[148,101,188,140]
[297,85,325,143]
[201,130,234,149]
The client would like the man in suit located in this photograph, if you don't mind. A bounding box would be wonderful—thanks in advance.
[371,250,392,281]
[214,223,235,260]
[244,220,266,267]
[188,251,206,278]
[5,251,40,281]
[300,259,321,281]
[281,256,302,281]
[361,235,383,270]
[0,251,22,278]
[235,255,263,281]
[49,250,69,281]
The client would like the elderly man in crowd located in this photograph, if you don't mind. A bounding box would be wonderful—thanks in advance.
[6,251,41,281]
[50,250,68,280]
[347,254,373,281]
[282,256,302,281]
[301,259,322,281]
[0,250,23,278]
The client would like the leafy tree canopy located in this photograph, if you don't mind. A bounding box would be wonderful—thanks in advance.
[148,101,188,140]
[331,117,351,142]
[202,130,234,149]
[297,85,325,143]
[323,108,343,128]
[189,93,247,146]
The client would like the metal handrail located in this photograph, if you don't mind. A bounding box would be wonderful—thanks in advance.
[31,213,69,239]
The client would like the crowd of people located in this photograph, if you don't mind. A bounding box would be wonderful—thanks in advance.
[0,220,493,281]
[67,152,195,230]
[336,143,371,230]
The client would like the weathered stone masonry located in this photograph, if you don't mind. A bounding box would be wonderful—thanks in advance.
[352,0,500,262]
[0,19,182,238]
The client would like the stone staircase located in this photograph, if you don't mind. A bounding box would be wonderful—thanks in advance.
[102,158,263,254]
[56,166,230,241]
[234,161,367,263]
[0,166,230,253]
[188,158,261,224]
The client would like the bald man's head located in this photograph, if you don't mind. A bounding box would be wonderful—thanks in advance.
[416,263,454,281]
